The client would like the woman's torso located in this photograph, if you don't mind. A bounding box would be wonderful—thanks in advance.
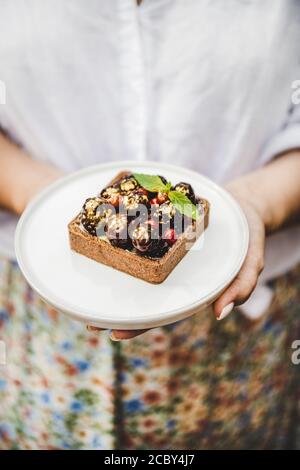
[0,0,299,273]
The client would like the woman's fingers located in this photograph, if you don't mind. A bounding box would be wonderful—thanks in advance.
[213,199,265,320]
[110,329,148,341]
[213,256,263,319]
[86,325,105,332]
[86,325,148,341]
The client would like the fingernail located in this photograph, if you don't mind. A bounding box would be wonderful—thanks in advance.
[110,332,121,341]
[87,325,103,333]
[217,302,234,321]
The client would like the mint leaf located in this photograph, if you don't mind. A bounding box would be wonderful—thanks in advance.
[169,190,199,220]
[133,173,168,192]
[133,174,199,220]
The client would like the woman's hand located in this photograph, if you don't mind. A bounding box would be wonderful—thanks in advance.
[213,184,266,320]
[214,150,300,320]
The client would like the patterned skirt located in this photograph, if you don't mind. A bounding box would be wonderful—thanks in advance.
[0,257,300,450]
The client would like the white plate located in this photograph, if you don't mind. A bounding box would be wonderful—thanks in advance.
[15,161,249,330]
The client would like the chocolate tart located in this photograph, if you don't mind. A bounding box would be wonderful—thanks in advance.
[68,171,210,284]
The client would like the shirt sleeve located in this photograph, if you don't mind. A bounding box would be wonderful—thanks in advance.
[260,102,300,163]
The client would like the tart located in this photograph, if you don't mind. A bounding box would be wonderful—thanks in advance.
[68,171,210,283]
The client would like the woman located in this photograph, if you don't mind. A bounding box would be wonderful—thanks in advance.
[0,0,300,449]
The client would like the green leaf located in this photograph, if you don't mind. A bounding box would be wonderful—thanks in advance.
[169,190,199,220]
[133,173,168,192]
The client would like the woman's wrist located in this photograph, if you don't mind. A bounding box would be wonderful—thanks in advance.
[226,151,300,235]
[10,159,63,215]
[226,177,272,232]
[0,134,63,215]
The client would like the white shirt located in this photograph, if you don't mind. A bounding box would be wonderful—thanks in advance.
[0,0,300,312]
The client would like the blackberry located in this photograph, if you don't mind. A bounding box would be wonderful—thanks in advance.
[158,175,168,186]
[132,223,167,257]
[101,185,119,199]
[119,175,139,194]
[173,182,196,204]
[81,197,114,236]
[100,186,121,208]
[80,197,103,236]
[121,192,149,213]
[106,213,132,249]
[148,240,169,259]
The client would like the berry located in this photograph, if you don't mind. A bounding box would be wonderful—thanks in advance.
[121,193,149,211]
[163,228,178,246]
[148,241,169,258]
[132,224,152,253]
[131,222,169,258]
[150,197,159,206]
[157,192,168,204]
[110,194,121,208]
[158,175,168,186]
[150,193,168,205]
[132,223,162,255]
[119,175,139,194]
[101,185,119,200]
[100,186,122,209]
[84,197,102,213]
[136,187,148,197]
[173,182,196,204]
[80,197,111,236]
[106,214,131,249]
[80,213,97,235]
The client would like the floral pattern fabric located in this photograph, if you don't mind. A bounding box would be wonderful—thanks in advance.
[0,257,300,450]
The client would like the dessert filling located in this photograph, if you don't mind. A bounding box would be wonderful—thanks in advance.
[78,173,205,259]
